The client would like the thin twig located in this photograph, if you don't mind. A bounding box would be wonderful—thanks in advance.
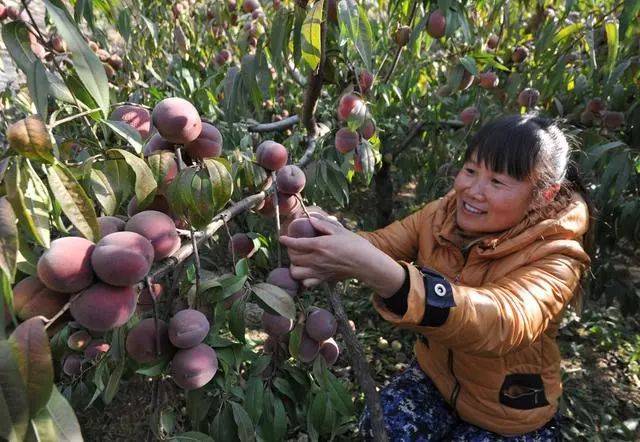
[146,276,162,358]
[272,171,282,267]
[223,218,237,268]
[247,115,300,133]
[44,293,80,329]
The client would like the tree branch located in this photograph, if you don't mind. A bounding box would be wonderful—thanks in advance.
[247,115,300,133]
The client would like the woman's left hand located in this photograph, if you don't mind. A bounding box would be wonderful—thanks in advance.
[279,215,406,297]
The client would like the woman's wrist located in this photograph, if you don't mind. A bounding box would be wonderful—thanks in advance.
[355,247,406,298]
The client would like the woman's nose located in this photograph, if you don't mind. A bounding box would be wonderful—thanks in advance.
[467,178,488,200]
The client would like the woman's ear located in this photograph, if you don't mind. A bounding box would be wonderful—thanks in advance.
[542,183,561,202]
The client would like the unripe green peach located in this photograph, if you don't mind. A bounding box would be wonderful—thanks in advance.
[335,127,359,153]
[427,10,446,38]
[152,97,202,144]
[276,165,306,195]
[37,237,95,293]
[255,140,288,171]
[169,309,210,349]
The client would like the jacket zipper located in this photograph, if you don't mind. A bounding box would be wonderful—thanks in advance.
[448,246,472,412]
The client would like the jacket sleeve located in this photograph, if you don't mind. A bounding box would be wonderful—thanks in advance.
[356,205,428,263]
[372,241,590,357]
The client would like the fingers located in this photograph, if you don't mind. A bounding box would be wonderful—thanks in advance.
[289,265,319,281]
[302,278,323,288]
[278,235,318,252]
[308,215,343,235]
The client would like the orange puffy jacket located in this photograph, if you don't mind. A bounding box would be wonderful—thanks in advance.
[358,189,590,436]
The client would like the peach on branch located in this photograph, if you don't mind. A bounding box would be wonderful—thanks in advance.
[486,34,499,49]
[261,311,293,337]
[298,331,320,363]
[143,133,175,156]
[458,69,474,91]
[215,49,232,65]
[96,48,110,62]
[67,330,92,351]
[70,283,137,331]
[184,122,223,159]
[358,70,374,95]
[104,63,116,79]
[37,237,95,293]
[360,119,375,140]
[266,268,299,297]
[84,339,110,359]
[511,46,529,63]
[242,0,260,13]
[152,97,202,144]
[335,127,359,153]
[110,105,152,140]
[108,54,123,70]
[91,232,154,286]
[62,354,83,376]
[169,309,210,348]
[460,106,480,126]
[580,110,595,126]
[0,5,7,20]
[602,111,624,129]
[255,140,288,171]
[126,211,181,261]
[50,35,67,52]
[97,216,126,238]
[478,72,499,89]
[427,10,446,38]
[276,165,306,195]
[337,93,366,123]
[587,98,606,116]
[517,88,540,108]
[229,233,256,258]
[305,308,337,341]
[126,318,173,363]
[171,344,218,390]
[319,338,339,365]
[393,26,411,46]
[13,276,69,321]
[288,217,317,238]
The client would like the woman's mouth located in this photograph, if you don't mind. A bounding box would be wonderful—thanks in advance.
[462,201,487,215]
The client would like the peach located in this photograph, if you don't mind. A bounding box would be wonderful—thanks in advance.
[13,276,69,321]
[152,97,202,144]
[184,122,223,159]
[427,10,446,38]
[143,133,175,156]
[126,318,173,363]
[335,128,359,153]
[70,283,137,332]
[266,267,299,298]
[125,211,180,261]
[256,140,288,171]
[91,232,154,286]
[169,309,210,348]
[276,165,306,195]
[110,105,152,140]
[171,344,218,390]
[305,308,337,341]
[262,311,293,337]
[37,237,95,293]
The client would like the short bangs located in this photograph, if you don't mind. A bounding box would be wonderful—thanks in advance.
[463,115,553,181]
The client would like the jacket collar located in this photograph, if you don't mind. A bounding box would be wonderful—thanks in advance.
[433,189,590,258]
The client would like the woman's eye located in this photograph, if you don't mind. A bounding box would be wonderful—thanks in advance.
[491,179,503,185]
[464,167,475,174]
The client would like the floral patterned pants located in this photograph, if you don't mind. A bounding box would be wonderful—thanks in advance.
[359,361,562,441]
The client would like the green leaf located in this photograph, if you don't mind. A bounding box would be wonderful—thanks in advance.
[135,358,169,377]
[301,0,323,71]
[288,323,303,359]
[30,386,82,442]
[338,0,373,71]
[552,23,583,44]
[0,197,19,282]
[243,377,264,424]
[210,404,236,442]
[325,370,354,416]
[229,299,246,344]
[0,339,29,441]
[231,402,255,442]
[5,159,51,248]
[1,21,36,72]
[272,377,296,401]
[270,9,292,71]
[604,20,619,80]
[202,158,233,213]
[9,317,54,417]
[357,140,375,185]
[101,120,144,155]
[105,149,157,209]
[44,0,110,117]
[251,283,295,319]
[47,162,100,242]
[26,59,49,122]
[169,431,214,442]
[141,15,158,48]
[102,359,124,404]
[89,168,118,216]
[146,151,177,192]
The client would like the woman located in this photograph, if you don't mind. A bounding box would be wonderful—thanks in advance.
[280,114,592,440]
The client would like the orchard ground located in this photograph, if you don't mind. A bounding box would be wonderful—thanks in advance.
[76,186,640,441]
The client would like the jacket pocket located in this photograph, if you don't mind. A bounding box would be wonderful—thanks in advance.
[499,373,550,410]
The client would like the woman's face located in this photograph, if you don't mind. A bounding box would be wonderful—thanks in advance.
[453,157,535,234]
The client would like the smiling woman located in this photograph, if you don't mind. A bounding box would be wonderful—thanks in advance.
[280,114,594,440]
